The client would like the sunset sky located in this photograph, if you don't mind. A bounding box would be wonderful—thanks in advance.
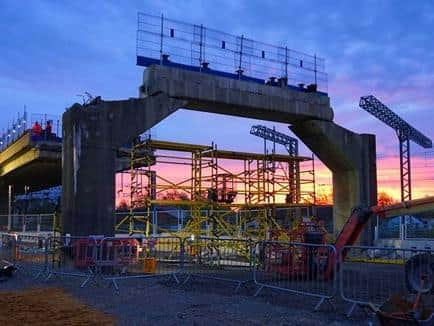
[1,1,434,202]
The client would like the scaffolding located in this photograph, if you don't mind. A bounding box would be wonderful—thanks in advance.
[116,139,316,239]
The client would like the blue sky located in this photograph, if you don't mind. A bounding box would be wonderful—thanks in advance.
[1,0,434,192]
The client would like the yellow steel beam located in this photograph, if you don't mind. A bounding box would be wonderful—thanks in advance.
[202,149,311,162]
[136,138,311,162]
[139,139,212,152]
[0,132,32,164]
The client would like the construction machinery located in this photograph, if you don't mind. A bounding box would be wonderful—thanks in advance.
[265,196,434,291]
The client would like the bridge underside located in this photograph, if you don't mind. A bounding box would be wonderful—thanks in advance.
[62,65,377,238]
[0,133,62,213]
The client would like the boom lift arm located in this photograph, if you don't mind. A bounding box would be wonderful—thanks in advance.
[335,196,434,257]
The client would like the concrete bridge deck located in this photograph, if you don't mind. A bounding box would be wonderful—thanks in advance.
[0,131,62,192]
[61,64,376,237]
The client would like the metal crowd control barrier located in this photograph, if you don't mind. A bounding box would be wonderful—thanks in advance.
[0,233,49,278]
[15,234,49,278]
[103,236,183,291]
[182,237,254,293]
[340,245,434,317]
[253,241,337,311]
[0,233,18,265]
[45,236,99,287]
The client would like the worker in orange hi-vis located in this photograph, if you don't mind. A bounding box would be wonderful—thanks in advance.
[45,120,53,138]
[32,121,42,136]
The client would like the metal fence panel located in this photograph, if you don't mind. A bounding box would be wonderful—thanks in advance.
[253,241,337,310]
[45,236,99,287]
[182,237,254,292]
[0,233,18,264]
[15,234,49,278]
[0,214,55,233]
[0,233,49,278]
[104,236,183,291]
[340,245,434,316]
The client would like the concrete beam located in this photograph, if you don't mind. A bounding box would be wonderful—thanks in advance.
[62,94,184,236]
[290,120,377,243]
[62,65,377,240]
[141,65,333,123]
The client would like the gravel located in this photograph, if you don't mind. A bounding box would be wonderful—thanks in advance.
[0,270,378,325]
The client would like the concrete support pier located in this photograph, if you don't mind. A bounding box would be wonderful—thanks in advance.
[291,120,377,241]
[62,95,183,236]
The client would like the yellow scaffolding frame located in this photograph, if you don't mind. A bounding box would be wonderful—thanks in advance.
[116,139,316,239]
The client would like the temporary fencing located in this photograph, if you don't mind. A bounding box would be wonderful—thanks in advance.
[0,233,49,278]
[182,237,254,292]
[340,245,434,316]
[0,214,56,233]
[5,231,434,317]
[15,234,49,278]
[45,236,100,287]
[104,236,183,291]
[0,233,18,264]
[253,241,337,310]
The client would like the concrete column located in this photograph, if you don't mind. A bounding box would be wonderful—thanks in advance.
[62,95,184,236]
[291,120,377,244]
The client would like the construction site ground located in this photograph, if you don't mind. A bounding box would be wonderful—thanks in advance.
[1,272,378,325]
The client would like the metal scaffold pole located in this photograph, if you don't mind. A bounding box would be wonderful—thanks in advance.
[115,138,316,240]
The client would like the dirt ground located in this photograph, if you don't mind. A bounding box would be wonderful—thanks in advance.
[0,287,116,326]
[0,271,378,326]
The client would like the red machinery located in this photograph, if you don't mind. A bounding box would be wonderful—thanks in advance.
[265,219,330,279]
[264,196,434,286]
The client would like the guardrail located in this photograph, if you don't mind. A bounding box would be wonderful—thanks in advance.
[253,241,337,310]
[340,245,434,316]
[105,236,182,291]
[4,234,434,317]
[0,113,62,152]
[182,237,254,293]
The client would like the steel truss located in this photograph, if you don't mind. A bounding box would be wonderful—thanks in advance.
[359,95,432,201]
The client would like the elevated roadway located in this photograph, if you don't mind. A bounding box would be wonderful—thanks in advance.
[0,132,62,211]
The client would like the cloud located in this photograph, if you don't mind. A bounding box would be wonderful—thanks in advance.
[1,0,434,201]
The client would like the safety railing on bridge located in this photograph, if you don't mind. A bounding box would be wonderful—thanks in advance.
[137,12,328,93]
[0,111,28,151]
[29,113,62,140]
[0,112,62,152]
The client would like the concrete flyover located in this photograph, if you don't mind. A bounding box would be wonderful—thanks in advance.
[0,132,146,215]
[63,64,377,237]
[0,132,62,212]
